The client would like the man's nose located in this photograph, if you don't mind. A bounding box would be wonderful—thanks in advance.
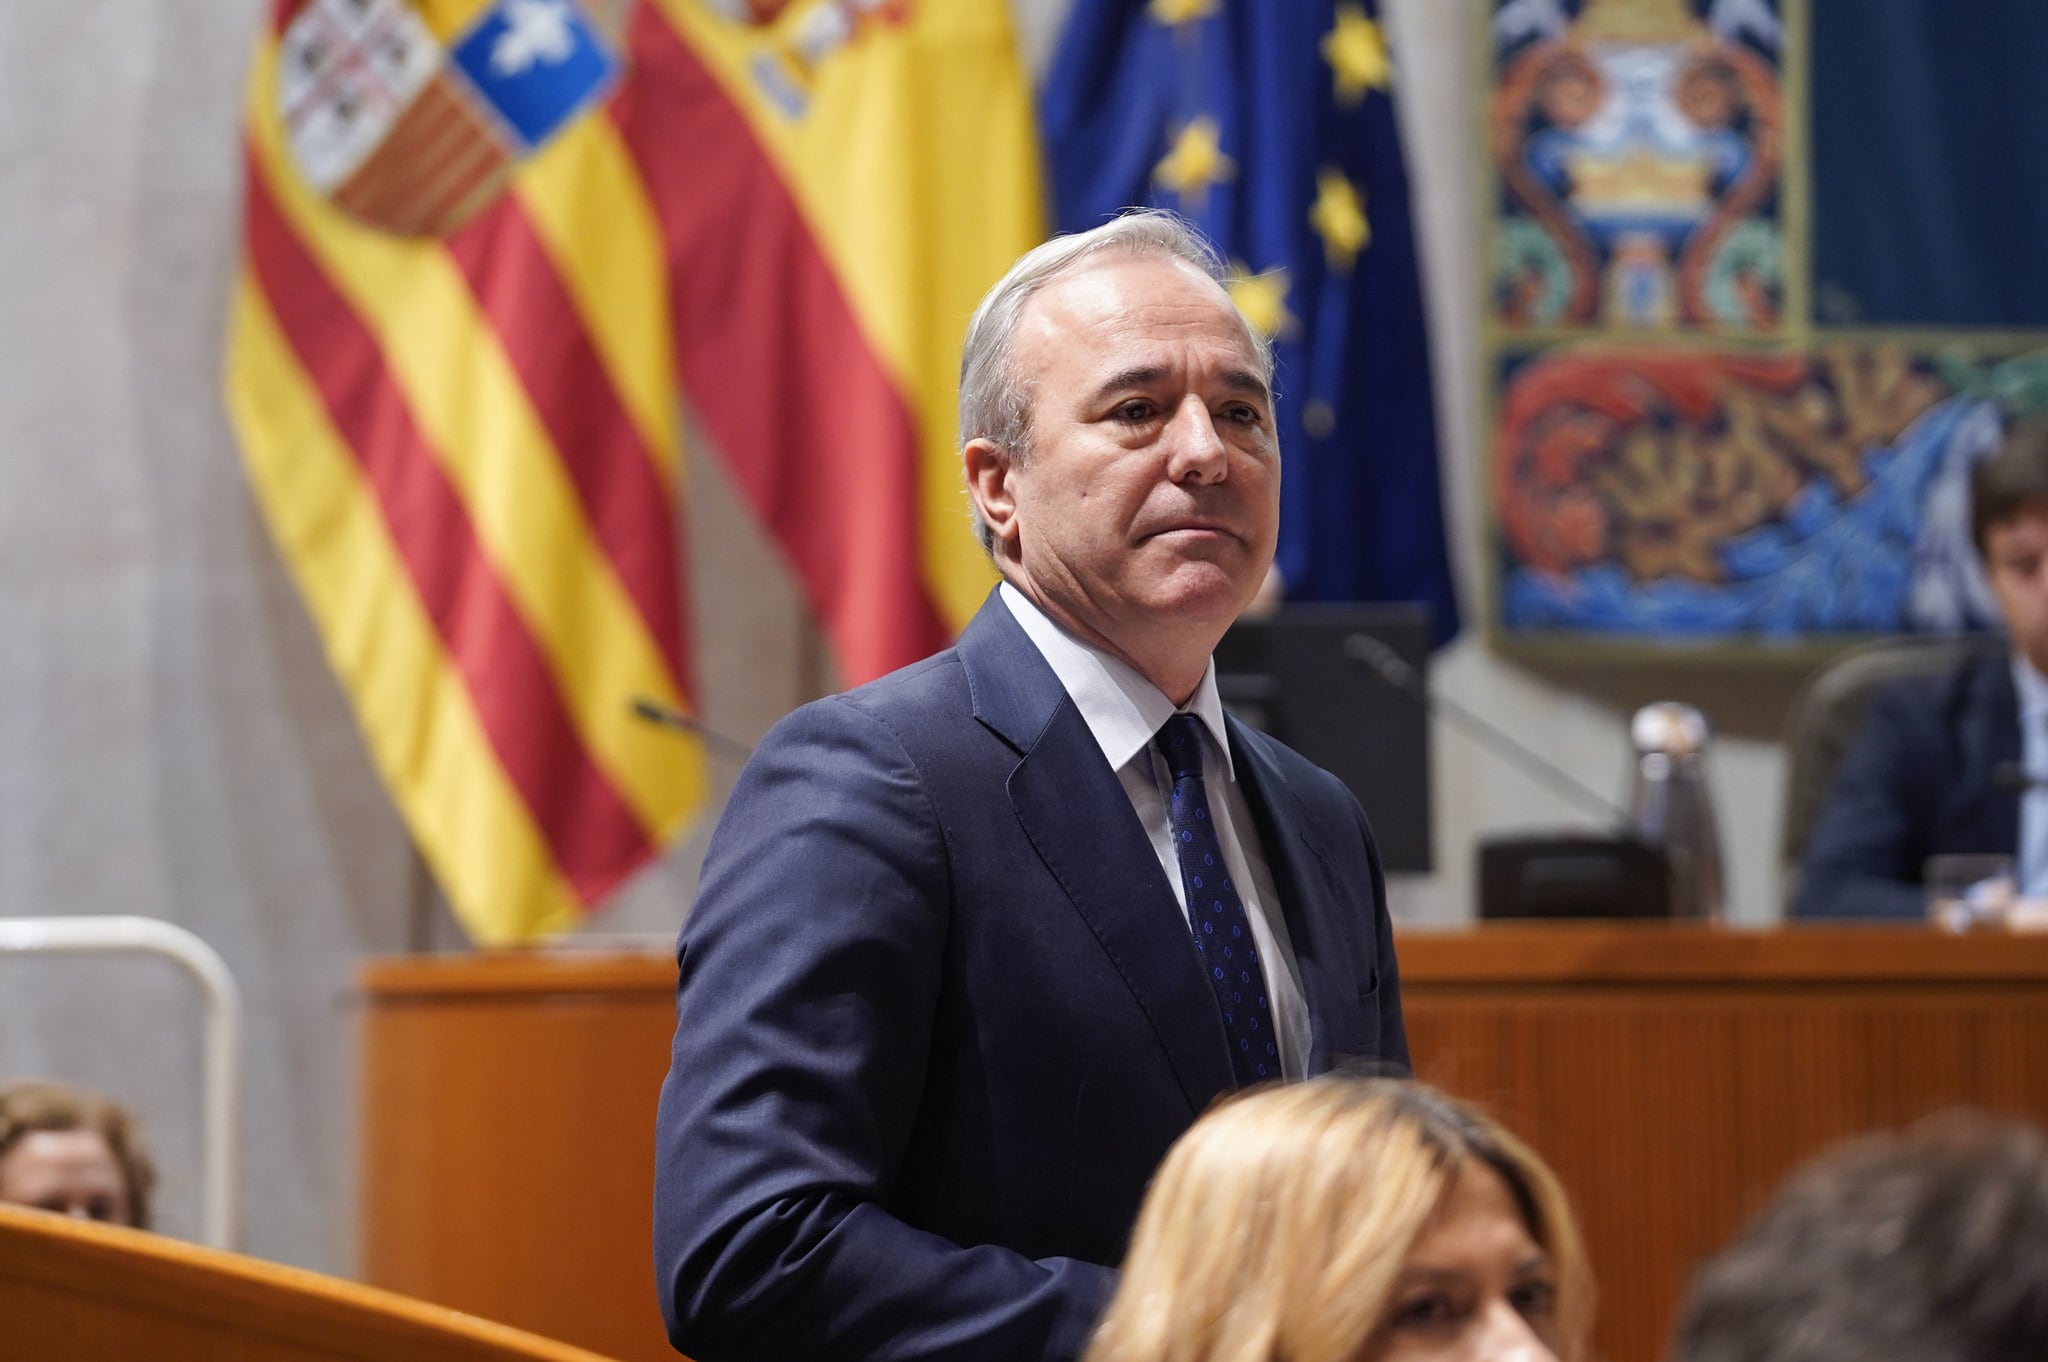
[1165,397,1228,484]
[1471,1302,1559,1362]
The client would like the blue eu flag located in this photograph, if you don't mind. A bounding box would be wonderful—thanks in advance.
[1040,0,1458,642]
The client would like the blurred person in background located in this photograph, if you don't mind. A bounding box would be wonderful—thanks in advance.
[1674,1109,2048,1362]
[1083,1076,1592,1362]
[0,1078,155,1229]
[1800,414,2048,918]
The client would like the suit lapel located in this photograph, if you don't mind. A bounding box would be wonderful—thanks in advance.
[957,595,1234,1113]
[1227,718,1366,1076]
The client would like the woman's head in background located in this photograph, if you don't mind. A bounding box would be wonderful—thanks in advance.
[1084,1076,1591,1362]
[0,1078,155,1229]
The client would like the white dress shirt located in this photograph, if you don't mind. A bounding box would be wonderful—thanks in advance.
[2015,655,2048,896]
[999,583,1311,1079]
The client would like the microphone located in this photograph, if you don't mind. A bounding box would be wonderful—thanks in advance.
[1341,633,1630,826]
[1993,761,2047,792]
[629,696,755,761]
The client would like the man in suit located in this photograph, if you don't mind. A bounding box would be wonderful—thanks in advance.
[1798,414,2048,918]
[653,210,1409,1362]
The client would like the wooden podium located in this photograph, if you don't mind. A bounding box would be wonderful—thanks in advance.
[360,925,2048,1362]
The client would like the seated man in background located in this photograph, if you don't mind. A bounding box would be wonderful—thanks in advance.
[0,1078,155,1228]
[1673,1109,2048,1362]
[1798,414,2048,918]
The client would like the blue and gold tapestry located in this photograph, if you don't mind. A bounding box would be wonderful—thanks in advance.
[1486,0,2048,647]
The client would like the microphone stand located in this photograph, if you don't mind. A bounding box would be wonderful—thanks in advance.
[1342,634,1628,826]
[629,696,756,762]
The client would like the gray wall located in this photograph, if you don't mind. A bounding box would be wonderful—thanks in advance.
[0,0,1793,1273]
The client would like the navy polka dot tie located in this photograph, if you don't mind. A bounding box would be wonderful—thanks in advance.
[1155,714,1277,1087]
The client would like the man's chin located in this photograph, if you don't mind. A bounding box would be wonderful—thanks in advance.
[1148,563,1264,628]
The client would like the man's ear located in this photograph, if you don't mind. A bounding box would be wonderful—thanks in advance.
[964,438,1019,550]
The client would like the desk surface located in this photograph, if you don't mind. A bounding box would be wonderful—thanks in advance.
[359,921,2048,994]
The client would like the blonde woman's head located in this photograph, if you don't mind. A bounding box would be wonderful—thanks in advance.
[1084,1077,1591,1362]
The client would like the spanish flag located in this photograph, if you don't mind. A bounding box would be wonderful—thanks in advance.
[226,0,1041,943]
[627,0,1044,671]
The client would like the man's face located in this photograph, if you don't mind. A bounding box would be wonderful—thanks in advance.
[975,254,1279,668]
[1985,502,2048,676]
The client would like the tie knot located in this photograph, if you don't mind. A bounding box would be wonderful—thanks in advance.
[1155,713,1205,780]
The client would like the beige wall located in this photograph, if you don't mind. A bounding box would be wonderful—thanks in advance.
[0,0,1796,1274]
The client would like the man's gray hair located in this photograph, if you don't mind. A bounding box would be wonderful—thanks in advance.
[958,209,1276,553]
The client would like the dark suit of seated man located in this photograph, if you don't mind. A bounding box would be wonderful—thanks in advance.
[1798,415,2048,919]
[653,210,1410,1362]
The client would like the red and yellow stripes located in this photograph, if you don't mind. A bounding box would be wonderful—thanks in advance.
[613,9,940,683]
[227,0,1043,938]
[226,15,703,943]
[618,0,1046,679]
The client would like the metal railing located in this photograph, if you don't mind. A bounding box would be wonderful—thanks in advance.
[0,916,243,1248]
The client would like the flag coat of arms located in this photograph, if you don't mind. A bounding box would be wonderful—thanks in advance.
[227,0,1042,942]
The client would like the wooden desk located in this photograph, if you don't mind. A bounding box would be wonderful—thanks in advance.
[0,1201,614,1362]
[360,953,679,1362]
[1396,924,2048,1362]
[360,926,2048,1362]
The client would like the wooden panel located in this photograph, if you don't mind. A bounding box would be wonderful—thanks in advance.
[360,970,680,1362]
[359,927,2048,1362]
[0,1202,615,1362]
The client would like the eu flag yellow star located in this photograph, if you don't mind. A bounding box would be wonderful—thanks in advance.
[1225,261,1294,340]
[1153,117,1236,207]
[1322,4,1392,105]
[1309,166,1370,271]
[1147,0,1218,30]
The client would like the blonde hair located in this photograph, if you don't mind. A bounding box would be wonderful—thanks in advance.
[1084,1078,1592,1362]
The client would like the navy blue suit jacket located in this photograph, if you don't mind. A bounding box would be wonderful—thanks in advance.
[654,593,1408,1362]
[1796,649,2020,919]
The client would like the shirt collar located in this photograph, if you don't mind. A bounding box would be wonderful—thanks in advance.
[999,582,1236,781]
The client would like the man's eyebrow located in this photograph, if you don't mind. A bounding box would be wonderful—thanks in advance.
[1086,365,1172,405]
[1218,367,1272,403]
[1084,365,1272,406]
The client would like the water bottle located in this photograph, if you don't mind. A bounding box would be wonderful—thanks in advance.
[1628,702,1726,921]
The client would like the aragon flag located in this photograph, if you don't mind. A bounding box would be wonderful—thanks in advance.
[228,0,707,944]
[1040,0,1459,642]
[226,0,1041,943]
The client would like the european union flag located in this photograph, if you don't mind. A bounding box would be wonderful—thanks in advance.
[1040,0,1458,642]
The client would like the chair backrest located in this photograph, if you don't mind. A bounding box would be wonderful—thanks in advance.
[1778,634,1995,908]
[0,1203,622,1362]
